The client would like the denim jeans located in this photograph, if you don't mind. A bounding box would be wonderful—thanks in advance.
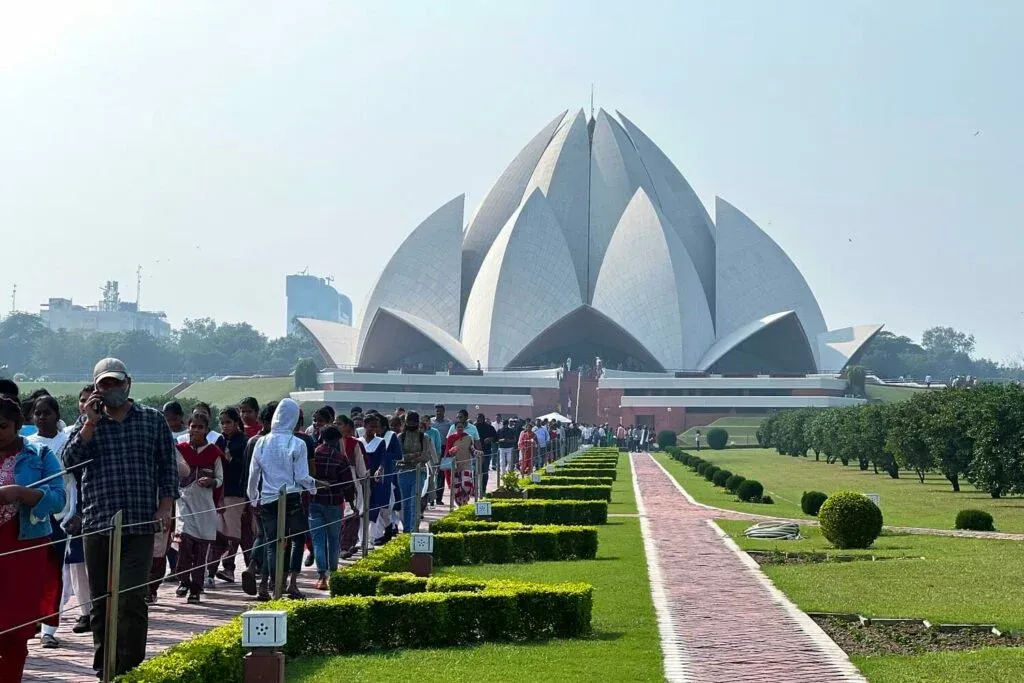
[259,495,307,580]
[396,468,424,533]
[480,453,492,493]
[308,502,343,574]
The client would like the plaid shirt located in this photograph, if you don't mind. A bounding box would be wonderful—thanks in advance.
[311,442,351,507]
[63,402,179,535]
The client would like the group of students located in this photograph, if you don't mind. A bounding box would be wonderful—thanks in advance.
[0,357,587,681]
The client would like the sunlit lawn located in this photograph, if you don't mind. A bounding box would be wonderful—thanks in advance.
[288,455,660,682]
[655,449,1024,532]
[853,647,1024,683]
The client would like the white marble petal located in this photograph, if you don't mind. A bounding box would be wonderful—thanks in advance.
[356,195,464,361]
[294,317,358,367]
[714,197,828,365]
[358,306,475,370]
[461,111,567,309]
[697,311,795,371]
[461,188,583,369]
[817,324,884,374]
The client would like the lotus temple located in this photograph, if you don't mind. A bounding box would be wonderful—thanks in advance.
[292,108,881,431]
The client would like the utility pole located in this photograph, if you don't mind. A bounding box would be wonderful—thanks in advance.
[9,284,15,313]
[136,265,142,308]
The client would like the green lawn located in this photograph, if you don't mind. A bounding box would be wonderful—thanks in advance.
[177,376,294,408]
[677,416,764,447]
[288,456,661,682]
[853,648,1024,683]
[717,519,1024,629]
[655,449,1024,533]
[19,381,176,398]
[865,384,937,403]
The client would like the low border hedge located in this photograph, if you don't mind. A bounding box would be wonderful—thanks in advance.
[533,476,614,487]
[554,467,617,480]
[524,485,612,502]
[117,582,593,682]
[432,499,608,528]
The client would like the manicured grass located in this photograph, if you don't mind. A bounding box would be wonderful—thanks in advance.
[865,383,938,403]
[177,376,293,407]
[18,381,176,398]
[656,449,1024,533]
[288,456,660,682]
[677,416,764,447]
[852,647,1024,683]
[717,519,1024,630]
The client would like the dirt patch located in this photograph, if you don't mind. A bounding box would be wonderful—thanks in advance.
[747,550,922,566]
[813,617,1024,656]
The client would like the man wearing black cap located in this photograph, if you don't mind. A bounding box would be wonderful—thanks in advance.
[63,358,179,677]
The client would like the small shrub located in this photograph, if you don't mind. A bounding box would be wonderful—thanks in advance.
[955,509,995,532]
[500,471,524,493]
[756,494,775,505]
[695,461,711,476]
[736,479,763,502]
[724,474,745,493]
[707,427,728,449]
[801,491,828,516]
[703,466,721,482]
[657,430,678,449]
[712,469,733,488]
[818,491,884,549]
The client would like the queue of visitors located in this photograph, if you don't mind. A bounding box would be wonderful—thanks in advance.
[0,357,591,680]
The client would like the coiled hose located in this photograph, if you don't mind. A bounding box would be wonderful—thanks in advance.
[743,521,801,540]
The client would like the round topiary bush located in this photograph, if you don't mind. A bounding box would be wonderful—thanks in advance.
[725,474,746,493]
[696,461,710,476]
[712,469,732,488]
[690,458,704,471]
[955,509,995,532]
[703,466,721,482]
[736,479,763,502]
[657,430,678,449]
[818,491,884,549]
[801,491,828,516]
[707,427,728,450]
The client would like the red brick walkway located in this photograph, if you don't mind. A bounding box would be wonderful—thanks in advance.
[632,453,865,682]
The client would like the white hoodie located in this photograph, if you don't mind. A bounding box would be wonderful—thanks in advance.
[247,398,316,505]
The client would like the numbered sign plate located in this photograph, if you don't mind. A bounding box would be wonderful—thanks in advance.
[410,532,434,554]
[545,465,556,474]
[865,493,880,507]
[530,472,542,483]
[475,501,493,517]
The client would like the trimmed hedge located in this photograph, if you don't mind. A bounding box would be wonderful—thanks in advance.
[430,499,608,528]
[955,509,995,532]
[117,582,593,682]
[724,474,746,493]
[534,477,614,487]
[703,465,721,482]
[818,491,884,549]
[434,527,599,564]
[707,427,728,449]
[553,468,617,480]
[736,479,763,502]
[657,430,677,449]
[525,485,613,502]
[801,491,828,516]
[712,469,732,488]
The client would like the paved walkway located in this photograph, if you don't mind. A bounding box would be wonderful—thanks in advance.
[632,453,865,682]
[24,470,500,682]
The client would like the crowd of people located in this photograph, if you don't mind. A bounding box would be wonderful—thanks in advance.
[0,357,594,680]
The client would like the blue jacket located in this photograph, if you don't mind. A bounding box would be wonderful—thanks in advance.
[11,439,67,540]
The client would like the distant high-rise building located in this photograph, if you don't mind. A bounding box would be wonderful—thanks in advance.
[286,273,351,334]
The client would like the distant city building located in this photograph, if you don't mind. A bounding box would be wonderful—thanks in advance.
[286,273,352,334]
[40,281,171,338]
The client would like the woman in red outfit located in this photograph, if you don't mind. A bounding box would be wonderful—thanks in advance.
[0,396,67,681]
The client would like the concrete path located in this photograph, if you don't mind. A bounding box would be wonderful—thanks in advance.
[632,453,866,682]
[24,469,501,682]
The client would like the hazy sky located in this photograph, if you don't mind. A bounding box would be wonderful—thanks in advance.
[2,1,1021,361]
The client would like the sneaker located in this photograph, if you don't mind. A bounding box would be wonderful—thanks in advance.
[40,634,60,649]
[340,548,355,560]
[144,593,155,605]
[256,586,271,602]
[72,615,91,634]
[303,553,315,567]
[215,570,235,583]
[175,582,189,597]
[186,593,200,604]
[285,586,305,600]
[241,570,257,596]
[204,576,216,589]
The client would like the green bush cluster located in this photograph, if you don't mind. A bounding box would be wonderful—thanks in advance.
[801,491,828,516]
[524,485,613,502]
[434,527,598,564]
[954,509,995,532]
[656,430,677,449]
[818,491,884,549]
[533,476,614,487]
[706,427,729,450]
[667,451,771,505]
[432,499,608,529]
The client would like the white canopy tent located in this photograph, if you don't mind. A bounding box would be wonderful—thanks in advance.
[535,411,572,423]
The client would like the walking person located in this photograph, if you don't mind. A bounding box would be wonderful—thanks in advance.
[497,419,517,477]
[518,420,536,475]
[174,413,224,604]
[0,395,67,681]
[337,415,367,560]
[207,407,248,585]
[308,426,351,590]
[61,358,178,678]
[61,385,97,634]
[246,398,316,601]
[475,413,497,492]
[444,421,478,506]
[239,401,276,596]
[431,405,452,505]
[396,412,434,533]
[421,414,441,511]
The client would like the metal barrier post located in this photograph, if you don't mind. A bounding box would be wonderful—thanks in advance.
[414,464,423,532]
[102,510,123,683]
[360,476,370,558]
[273,485,287,600]
[474,454,481,502]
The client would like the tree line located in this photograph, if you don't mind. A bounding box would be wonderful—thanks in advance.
[757,383,1024,498]
[0,313,324,380]
[858,326,1022,382]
